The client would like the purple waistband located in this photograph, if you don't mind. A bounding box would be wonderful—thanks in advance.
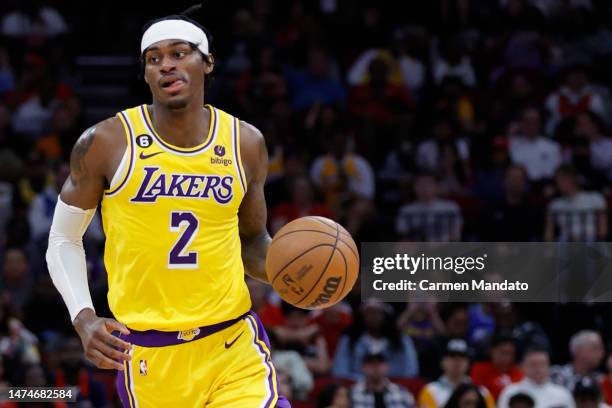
[118,312,250,347]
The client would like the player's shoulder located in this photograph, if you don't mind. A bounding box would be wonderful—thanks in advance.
[239,120,265,149]
[70,116,127,171]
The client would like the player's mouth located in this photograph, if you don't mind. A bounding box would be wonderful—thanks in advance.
[160,75,186,93]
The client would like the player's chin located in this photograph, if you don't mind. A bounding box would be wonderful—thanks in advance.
[162,95,190,110]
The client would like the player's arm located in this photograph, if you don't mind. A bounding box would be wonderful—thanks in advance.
[238,121,272,284]
[46,118,131,370]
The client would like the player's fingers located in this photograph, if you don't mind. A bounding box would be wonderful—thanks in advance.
[88,349,125,371]
[97,329,131,351]
[91,338,131,362]
[104,319,130,336]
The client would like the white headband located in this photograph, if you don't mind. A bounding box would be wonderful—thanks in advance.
[141,19,209,55]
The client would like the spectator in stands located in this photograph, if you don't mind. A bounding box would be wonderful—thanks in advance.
[317,383,351,408]
[333,300,419,379]
[498,347,575,408]
[1,247,33,312]
[28,162,69,241]
[471,137,511,204]
[310,132,375,236]
[350,352,415,408]
[551,330,605,389]
[0,1,69,41]
[470,333,524,400]
[573,111,612,184]
[0,49,15,99]
[309,304,353,358]
[273,302,331,375]
[444,384,488,408]
[415,118,469,175]
[418,339,494,408]
[269,174,335,235]
[508,107,562,182]
[545,165,608,242]
[348,56,414,124]
[268,331,314,401]
[433,38,476,88]
[508,393,535,408]
[397,302,445,351]
[395,173,463,241]
[484,165,541,241]
[573,376,606,408]
[493,303,551,357]
[286,46,346,111]
[545,65,606,134]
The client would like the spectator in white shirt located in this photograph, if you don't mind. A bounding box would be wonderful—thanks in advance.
[509,107,562,182]
[551,331,605,389]
[545,166,608,242]
[396,173,463,241]
[498,347,576,408]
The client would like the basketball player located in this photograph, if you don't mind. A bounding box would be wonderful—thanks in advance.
[46,11,291,407]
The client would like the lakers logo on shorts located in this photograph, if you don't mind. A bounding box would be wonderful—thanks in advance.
[177,328,201,341]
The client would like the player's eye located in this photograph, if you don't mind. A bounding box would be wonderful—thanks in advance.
[175,51,186,59]
[148,55,161,64]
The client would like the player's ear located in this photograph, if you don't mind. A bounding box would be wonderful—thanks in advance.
[204,53,214,75]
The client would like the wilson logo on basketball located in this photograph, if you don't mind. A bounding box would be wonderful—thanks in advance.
[306,276,342,308]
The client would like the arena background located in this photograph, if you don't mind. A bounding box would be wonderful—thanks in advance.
[1,0,612,406]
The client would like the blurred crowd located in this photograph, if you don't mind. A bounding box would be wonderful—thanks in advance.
[0,0,611,406]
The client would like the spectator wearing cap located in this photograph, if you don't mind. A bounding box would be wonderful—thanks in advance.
[350,352,416,408]
[551,330,605,389]
[332,301,419,380]
[573,376,610,408]
[498,347,575,408]
[418,339,494,408]
[470,334,524,400]
[545,166,608,242]
[508,393,535,408]
[508,107,562,182]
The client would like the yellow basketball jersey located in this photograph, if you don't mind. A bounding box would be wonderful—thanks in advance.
[101,104,251,331]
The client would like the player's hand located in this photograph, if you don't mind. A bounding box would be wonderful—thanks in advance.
[73,308,132,371]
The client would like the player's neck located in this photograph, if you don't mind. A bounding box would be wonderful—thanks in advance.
[149,100,210,148]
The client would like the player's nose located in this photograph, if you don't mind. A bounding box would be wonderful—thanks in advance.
[159,57,177,74]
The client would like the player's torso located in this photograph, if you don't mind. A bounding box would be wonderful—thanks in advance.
[101,104,251,331]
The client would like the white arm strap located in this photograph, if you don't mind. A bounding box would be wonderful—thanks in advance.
[46,197,96,322]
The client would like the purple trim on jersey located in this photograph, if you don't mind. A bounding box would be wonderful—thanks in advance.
[233,117,246,193]
[140,105,217,154]
[105,111,135,196]
[116,368,130,407]
[119,312,249,347]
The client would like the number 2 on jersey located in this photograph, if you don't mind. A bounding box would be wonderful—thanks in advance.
[169,211,199,269]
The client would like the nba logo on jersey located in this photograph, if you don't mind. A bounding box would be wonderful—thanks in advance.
[139,359,147,376]
[214,145,225,157]
[177,328,201,341]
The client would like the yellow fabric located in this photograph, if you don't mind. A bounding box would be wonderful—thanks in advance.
[418,386,438,408]
[120,315,279,407]
[101,104,250,331]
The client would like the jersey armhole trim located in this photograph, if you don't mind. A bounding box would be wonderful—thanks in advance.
[104,112,135,196]
[233,117,247,194]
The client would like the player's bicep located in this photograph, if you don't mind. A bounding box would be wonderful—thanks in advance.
[238,123,269,237]
[61,126,106,210]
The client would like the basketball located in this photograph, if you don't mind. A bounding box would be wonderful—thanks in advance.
[266,216,359,309]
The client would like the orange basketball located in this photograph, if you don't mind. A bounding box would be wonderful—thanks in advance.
[266,216,359,309]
